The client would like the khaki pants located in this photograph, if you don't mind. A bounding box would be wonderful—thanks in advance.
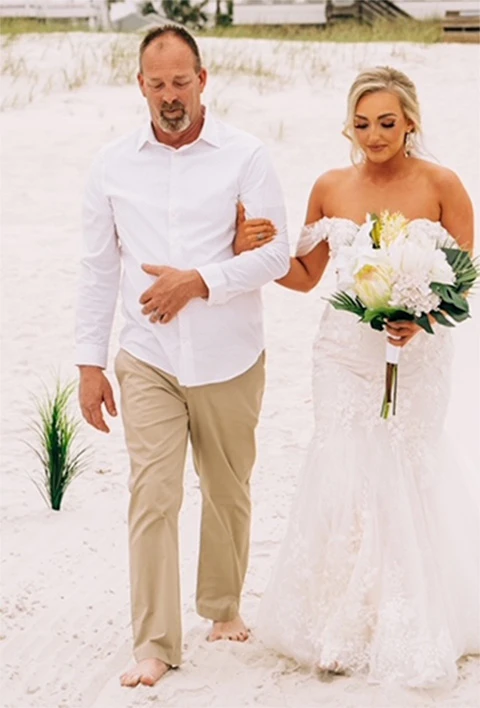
[115,348,265,667]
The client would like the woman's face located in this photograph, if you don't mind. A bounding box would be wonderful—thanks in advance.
[353,90,413,164]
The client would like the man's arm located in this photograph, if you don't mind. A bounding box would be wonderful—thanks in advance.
[76,152,121,433]
[75,152,121,368]
[197,144,290,306]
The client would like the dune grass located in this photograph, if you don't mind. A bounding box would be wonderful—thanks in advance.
[0,18,91,34]
[0,17,444,43]
[0,17,447,111]
[202,19,444,43]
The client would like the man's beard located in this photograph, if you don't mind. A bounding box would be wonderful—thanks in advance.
[158,101,191,134]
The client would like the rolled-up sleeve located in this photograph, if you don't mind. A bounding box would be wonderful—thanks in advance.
[75,152,121,368]
[197,144,290,305]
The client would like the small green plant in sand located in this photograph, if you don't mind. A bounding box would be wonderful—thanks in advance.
[28,379,89,511]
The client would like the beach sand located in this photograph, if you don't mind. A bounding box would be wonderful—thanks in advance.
[1,34,479,708]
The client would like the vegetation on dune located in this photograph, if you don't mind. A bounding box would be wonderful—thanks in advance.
[0,17,444,43]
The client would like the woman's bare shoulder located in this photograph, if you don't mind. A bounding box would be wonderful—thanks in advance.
[415,158,463,189]
[306,167,356,220]
[312,166,356,190]
[309,167,356,205]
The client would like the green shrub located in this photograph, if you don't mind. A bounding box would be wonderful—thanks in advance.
[161,0,209,29]
[215,0,234,27]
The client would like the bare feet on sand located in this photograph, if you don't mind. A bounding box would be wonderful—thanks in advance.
[120,658,170,687]
[317,661,347,677]
[208,615,250,642]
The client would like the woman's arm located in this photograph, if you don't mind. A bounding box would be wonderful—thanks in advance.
[232,174,333,292]
[437,168,475,254]
[274,241,330,292]
[275,180,330,292]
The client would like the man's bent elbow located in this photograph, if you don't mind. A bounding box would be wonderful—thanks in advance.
[272,245,291,280]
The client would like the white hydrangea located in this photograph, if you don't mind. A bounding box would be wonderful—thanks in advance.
[389,274,441,317]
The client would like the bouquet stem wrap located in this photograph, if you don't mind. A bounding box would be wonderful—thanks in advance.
[381,342,401,419]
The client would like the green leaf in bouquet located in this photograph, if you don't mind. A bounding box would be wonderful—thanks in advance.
[440,301,471,322]
[456,264,480,292]
[414,313,434,334]
[453,311,471,322]
[442,247,470,268]
[386,310,414,323]
[363,307,399,324]
[431,310,455,327]
[328,292,366,317]
[369,316,386,331]
[431,283,469,312]
[449,311,470,323]
[364,307,418,331]
[440,248,480,291]
[442,247,474,272]
[449,291,469,311]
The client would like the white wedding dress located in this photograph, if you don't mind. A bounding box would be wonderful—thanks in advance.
[257,217,480,688]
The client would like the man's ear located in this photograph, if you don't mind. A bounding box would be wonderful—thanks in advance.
[198,68,208,93]
[137,72,146,98]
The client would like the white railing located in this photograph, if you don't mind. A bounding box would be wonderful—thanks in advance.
[0,0,101,20]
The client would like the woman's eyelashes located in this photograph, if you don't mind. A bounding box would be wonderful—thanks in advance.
[354,122,396,130]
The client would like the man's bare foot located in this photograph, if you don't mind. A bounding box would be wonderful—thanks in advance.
[317,661,347,677]
[207,615,250,642]
[120,658,170,687]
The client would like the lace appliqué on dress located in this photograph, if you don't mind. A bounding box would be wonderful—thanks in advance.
[295,219,330,257]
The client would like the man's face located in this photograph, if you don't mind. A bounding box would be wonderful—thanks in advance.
[138,36,207,135]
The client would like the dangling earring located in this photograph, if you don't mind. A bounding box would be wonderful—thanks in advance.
[404,131,413,157]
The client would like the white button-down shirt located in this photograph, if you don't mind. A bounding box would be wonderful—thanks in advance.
[75,110,290,386]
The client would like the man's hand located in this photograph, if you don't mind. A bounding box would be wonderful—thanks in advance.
[140,265,208,324]
[79,366,117,433]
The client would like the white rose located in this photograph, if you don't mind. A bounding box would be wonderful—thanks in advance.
[430,250,456,285]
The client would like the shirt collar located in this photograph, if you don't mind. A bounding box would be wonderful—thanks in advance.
[136,107,221,152]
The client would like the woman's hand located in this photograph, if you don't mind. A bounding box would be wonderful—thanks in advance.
[233,202,276,255]
[386,320,423,347]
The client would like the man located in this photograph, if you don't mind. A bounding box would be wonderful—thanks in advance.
[76,25,289,687]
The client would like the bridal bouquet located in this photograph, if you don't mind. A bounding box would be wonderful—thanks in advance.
[329,212,479,418]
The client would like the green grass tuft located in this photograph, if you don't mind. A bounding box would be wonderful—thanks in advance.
[28,379,90,511]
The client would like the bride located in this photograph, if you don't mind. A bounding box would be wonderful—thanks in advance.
[235,66,479,687]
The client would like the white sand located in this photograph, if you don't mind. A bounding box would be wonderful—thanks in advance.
[1,34,479,708]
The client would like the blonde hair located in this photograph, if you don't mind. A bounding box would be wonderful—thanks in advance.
[343,66,423,164]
